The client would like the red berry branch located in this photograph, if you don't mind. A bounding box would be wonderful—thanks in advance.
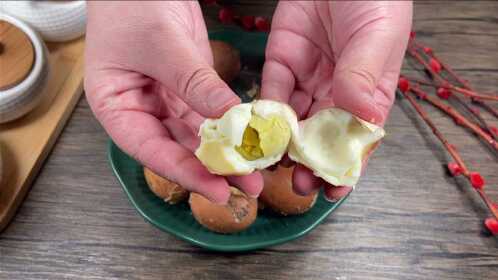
[407,38,498,141]
[409,38,498,116]
[399,86,498,220]
[412,40,498,120]
[201,0,271,32]
[407,86,498,150]
[405,77,498,140]
[399,32,498,235]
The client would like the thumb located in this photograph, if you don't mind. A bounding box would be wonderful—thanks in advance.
[331,33,393,125]
[330,8,411,125]
[174,57,241,118]
[134,30,240,118]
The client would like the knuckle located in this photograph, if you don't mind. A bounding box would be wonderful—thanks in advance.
[179,67,221,102]
[350,68,377,92]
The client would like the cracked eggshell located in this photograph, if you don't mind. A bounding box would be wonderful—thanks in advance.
[195,100,299,176]
[261,166,318,216]
[143,167,189,204]
[289,108,385,187]
[189,187,257,234]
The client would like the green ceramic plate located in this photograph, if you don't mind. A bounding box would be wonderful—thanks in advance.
[107,28,350,252]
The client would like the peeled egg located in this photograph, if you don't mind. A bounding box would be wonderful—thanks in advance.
[143,167,189,204]
[261,166,318,216]
[289,108,385,187]
[195,100,299,175]
[189,187,257,234]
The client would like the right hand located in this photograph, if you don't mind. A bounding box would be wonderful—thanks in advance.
[84,1,263,204]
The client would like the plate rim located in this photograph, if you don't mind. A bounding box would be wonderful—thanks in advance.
[107,140,350,252]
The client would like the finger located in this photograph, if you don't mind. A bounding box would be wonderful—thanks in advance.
[227,172,264,199]
[288,90,312,120]
[88,7,239,119]
[86,86,230,204]
[157,86,205,133]
[115,112,229,204]
[162,118,200,152]
[261,59,295,103]
[329,3,412,125]
[324,185,352,203]
[292,164,322,196]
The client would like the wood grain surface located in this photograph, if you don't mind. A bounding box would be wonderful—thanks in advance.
[0,37,85,231]
[0,20,34,91]
[1,2,497,279]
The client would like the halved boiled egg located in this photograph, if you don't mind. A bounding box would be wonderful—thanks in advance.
[195,100,299,175]
[289,108,385,187]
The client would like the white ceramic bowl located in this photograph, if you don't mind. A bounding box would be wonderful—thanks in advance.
[0,1,86,42]
[0,13,49,123]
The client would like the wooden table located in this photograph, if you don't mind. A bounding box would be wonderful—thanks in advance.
[1,1,497,279]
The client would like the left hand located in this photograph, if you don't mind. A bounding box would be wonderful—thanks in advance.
[261,1,412,200]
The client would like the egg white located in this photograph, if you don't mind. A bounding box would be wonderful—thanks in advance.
[288,108,385,187]
[195,100,299,176]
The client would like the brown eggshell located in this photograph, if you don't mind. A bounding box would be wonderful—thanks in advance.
[189,187,257,234]
[260,166,318,216]
[143,167,189,204]
[210,40,241,83]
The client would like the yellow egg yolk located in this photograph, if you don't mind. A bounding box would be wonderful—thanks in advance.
[235,115,291,161]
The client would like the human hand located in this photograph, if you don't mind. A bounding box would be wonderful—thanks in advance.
[84,1,263,204]
[261,1,412,200]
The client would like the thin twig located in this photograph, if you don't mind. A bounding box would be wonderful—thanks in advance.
[410,40,498,119]
[400,89,498,220]
[407,48,498,101]
[405,77,498,140]
[406,78,498,100]
[409,87,498,151]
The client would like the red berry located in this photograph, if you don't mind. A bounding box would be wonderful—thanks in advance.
[447,162,462,176]
[436,87,452,99]
[398,77,410,93]
[202,0,217,5]
[470,172,485,190]
[410,31,416,39]
[423,47,433,54]
[454,117,465,126]
[254,16,270,32]
[240,15,255,30]
[219,8,234,24]
[429,58,442,73]
[484,218,498,235]
[490,126,498,137]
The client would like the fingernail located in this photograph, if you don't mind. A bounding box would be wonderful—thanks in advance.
[248,193,260,199]
[324,195,339,203]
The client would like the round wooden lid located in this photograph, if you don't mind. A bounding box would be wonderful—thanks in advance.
[0,20,35,91]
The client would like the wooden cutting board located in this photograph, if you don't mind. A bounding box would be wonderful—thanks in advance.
[0,37,85,231]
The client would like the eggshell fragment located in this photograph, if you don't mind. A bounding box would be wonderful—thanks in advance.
[143,167,189,204]
[189,187,257,234]
[210,40,241,83]
[261,166,318,215]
